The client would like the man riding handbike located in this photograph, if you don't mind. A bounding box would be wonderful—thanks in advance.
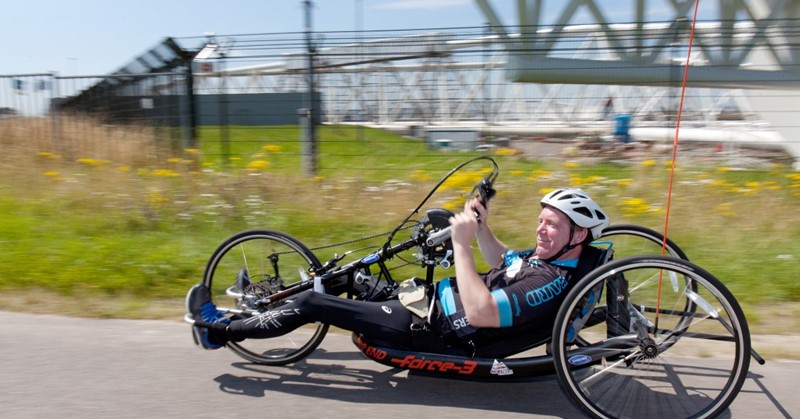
[186,188,609,357]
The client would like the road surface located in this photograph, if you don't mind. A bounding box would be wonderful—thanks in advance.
[0,311,796,418]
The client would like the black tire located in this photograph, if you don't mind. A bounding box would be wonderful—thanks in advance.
[203,229,329,365]
[598,224,688,260]
[552,255,751,419]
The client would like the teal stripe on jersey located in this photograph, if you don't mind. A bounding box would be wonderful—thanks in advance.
[491,289,513,327]
[437,277,457,316]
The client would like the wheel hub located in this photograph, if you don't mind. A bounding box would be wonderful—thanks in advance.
[639,340,659,359]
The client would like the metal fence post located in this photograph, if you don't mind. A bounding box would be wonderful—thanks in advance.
[303,0,318,177]
[185,62,197,149]
[50,73,62,156]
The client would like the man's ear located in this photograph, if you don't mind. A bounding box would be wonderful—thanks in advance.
[572,227,589,245]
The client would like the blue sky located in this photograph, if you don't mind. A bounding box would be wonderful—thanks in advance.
[4,0,509,75]
[3,0,714,76]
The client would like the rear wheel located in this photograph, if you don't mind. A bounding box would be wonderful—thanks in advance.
[552,255,751,419]
[203,229,328,365]
[597,224,687,260]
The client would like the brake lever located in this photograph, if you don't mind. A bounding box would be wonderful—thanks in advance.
[471,177,496,224]
[428,176,496,247]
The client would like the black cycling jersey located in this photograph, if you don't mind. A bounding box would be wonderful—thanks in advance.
[432,249,578,353]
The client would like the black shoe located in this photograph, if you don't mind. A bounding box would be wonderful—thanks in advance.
[185,283,229,350]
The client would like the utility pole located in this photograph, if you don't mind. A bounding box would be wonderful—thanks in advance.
[301,0,318,177]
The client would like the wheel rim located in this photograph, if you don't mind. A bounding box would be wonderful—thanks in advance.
[203,230,328,365]
[554,256,750,419]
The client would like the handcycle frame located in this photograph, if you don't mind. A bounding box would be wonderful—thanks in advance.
[196,157,762,418]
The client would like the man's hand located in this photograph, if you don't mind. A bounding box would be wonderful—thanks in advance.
[449,209,480,246]
[464,197,488,228]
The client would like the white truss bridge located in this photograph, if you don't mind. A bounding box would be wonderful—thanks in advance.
[193,0,800,166]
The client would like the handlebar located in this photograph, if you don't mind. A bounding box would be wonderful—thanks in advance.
[260,158,500,306]
[321,158,498,277]
[426,169,497,248]
[426,226,452,247]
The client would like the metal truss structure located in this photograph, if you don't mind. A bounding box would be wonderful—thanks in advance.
[192,0,800,164]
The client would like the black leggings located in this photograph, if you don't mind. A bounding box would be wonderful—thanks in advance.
[226,290,420,350]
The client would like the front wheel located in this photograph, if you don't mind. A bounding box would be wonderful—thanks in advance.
[203,229,329,365]
[552,255,751,419]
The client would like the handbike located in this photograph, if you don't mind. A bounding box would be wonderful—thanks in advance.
[193,157,759,419]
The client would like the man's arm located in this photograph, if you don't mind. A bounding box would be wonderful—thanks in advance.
[449,209,501,328]
[467,198,508,268]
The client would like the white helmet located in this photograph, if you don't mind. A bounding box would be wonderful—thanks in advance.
[540,188,609,240]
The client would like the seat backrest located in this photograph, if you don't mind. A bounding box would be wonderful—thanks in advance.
[562,244,614,344]
[574,244,614,280]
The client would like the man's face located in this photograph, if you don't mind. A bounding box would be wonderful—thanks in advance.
[535,206,574,260]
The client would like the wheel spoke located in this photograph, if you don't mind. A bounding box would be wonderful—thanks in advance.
[553,255,750,419]
[203,229,328,365]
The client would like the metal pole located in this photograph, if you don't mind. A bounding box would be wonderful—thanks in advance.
[302,0,318,177]
[50,72,62,155]
[356,0,364,142]
[185,63,198,149]
[219,51,230,165]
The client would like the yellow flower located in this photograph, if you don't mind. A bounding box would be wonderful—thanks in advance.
[494,147,519,156]
[528,169,552,180]
[441,170,484,193]
[262,144,283,153]
[43,171,62,181]
[246,160,269,171]
[641,160,656,168]
[77,158,109,166]
[152,169,180,177]
[37,151,61,160]
[410,170,431,181]
[147,189,169,207]
[715,202,736,217]
[620,197,653,217]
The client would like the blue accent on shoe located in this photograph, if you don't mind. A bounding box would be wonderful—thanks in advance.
[186,283,230,350]
[198,301,227,323]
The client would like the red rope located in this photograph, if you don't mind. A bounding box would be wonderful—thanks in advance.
[656,0,702,323]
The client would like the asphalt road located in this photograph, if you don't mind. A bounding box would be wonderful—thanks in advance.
[1,311,796,418]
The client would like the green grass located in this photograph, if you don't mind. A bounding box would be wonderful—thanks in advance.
[2,121,799,328]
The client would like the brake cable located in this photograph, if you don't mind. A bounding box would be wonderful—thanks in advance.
[380,156,499,255]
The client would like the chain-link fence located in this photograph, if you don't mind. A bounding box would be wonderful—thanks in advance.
[2,22,799,172]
